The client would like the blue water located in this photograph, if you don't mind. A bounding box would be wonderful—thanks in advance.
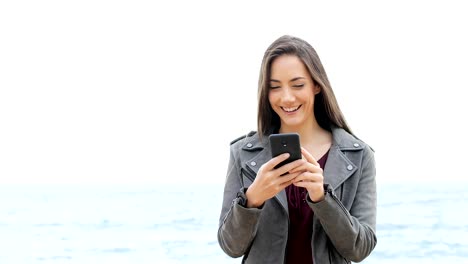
[0,182,467,263]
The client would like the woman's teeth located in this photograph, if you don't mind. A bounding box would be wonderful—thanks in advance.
[282,106,300,112]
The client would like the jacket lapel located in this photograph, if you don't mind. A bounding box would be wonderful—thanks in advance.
[323,127,365,189]
[323,145,357,190]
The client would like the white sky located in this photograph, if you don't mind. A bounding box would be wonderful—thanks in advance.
[1,0,467,184]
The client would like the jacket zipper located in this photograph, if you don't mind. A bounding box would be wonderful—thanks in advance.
[243,166,256,183]
[326,188,353,226]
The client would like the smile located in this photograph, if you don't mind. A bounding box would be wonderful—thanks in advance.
[281,105,301,113]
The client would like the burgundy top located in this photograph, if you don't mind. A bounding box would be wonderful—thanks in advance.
[285,150,329,264]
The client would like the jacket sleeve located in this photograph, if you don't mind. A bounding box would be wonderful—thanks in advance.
[308,147,377,262]
[217,146,263,258]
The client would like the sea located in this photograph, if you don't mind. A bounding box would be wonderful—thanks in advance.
[0,182,467,264]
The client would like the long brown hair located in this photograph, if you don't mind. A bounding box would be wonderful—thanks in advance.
[257,35,352,137]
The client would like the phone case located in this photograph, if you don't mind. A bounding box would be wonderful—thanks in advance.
[269,133,301,169]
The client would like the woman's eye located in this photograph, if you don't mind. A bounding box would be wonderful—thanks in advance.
[293,84,305,88]
[269,86,280,89]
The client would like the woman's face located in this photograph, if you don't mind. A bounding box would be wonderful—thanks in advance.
[268,55,320,131]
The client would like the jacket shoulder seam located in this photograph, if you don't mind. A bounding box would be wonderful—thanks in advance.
[230,131,257,145]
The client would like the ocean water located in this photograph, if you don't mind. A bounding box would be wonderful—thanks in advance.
[0,182,467,264]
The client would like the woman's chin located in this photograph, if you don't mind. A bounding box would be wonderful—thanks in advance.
[280,120,303,129]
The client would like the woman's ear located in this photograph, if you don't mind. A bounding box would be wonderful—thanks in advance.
[313,83,321,95]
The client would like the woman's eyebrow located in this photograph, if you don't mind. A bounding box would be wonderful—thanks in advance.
[290,77,306,82]
[270,77,306,83]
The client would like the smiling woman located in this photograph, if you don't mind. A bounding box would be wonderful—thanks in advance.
[217,35,377,264]
[268,55,321,132]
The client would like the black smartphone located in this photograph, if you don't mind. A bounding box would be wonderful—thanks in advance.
[269,133,302,169]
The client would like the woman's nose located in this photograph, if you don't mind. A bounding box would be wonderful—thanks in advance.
[281,87,294,102]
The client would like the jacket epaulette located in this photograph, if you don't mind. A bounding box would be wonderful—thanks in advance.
[230,131,257,145]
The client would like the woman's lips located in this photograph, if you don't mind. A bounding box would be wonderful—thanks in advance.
[281,105,301,113]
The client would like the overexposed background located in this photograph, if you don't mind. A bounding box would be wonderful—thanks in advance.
[1,0,467,184]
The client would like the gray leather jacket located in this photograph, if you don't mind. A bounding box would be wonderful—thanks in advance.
[218,127,377,263]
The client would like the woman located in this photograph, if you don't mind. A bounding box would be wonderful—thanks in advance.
[218,35,377,264]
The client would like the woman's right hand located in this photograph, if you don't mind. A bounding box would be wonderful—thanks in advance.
[245,153,305,208]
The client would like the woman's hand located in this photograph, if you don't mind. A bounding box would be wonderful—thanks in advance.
[290,147,325,202]
[245,153,305,208]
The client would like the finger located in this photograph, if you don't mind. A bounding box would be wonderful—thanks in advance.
[289,161,322,174]
[267,153,291,170]
[301,147,319,167]
[279,178,295,189]
[278,172,300,188]
[275,159,306,176]
[293,180,322,189]
[278,171,301,184]
[292,172,323,183]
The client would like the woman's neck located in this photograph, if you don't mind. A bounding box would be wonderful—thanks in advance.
[279,120,323,143]
[279,121,332,159]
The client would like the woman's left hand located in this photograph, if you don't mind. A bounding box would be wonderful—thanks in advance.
[290,147,325,202]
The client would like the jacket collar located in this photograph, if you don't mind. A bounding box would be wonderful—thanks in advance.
[240,127,364,212]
